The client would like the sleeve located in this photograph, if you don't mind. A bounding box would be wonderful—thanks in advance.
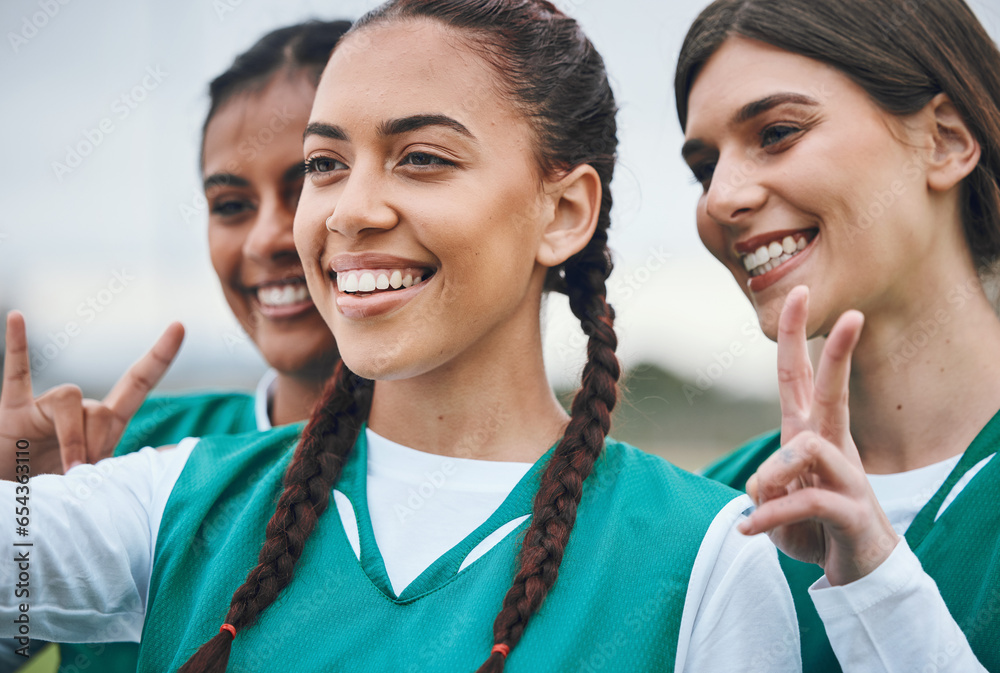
[676,494,801,673]
[0,440,196,645]
[810,536,987,672]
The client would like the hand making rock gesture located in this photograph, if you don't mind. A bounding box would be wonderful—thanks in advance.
[0,311,184,480]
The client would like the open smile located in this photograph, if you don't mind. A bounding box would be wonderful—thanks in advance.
[737,229,817,277]
[328,254,438,319]
[247,277,316,319]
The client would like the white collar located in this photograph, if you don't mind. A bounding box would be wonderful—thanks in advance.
[253,368,278,431]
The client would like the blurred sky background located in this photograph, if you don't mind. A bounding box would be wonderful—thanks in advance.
[2,0,999,464]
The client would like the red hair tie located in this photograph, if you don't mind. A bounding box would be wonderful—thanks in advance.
[491,643,511,658]
[219,623,237,639]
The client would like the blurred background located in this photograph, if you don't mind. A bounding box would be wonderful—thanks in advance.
[2,0,997,471]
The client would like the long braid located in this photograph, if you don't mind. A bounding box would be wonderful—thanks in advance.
[178,361,373,673]
[351,1,623,668]
[477,197,618,672]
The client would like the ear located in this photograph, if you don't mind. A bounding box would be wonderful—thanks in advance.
[924,93,981,192]
[536,164,602,268]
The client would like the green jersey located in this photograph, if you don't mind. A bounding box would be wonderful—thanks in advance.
[137,425,739,672]
[703,410,1000,671]
[56,387,264,673]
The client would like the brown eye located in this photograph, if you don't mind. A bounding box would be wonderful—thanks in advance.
[760,125,801,148]
[401,152,452,167]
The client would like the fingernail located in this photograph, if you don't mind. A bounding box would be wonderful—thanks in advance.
[737,519,754,535]
[68,461,83,471]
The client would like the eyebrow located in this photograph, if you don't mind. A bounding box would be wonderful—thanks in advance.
[734,93,820,125]
[303,115,475,143]
[203,173,250,190]
[378,114,474,139]
[681,92,821,161]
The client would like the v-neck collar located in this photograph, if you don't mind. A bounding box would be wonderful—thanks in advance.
[905,406,1000,548]
[337,425,555,603]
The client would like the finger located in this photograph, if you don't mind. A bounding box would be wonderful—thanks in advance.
[83,400,118,463]
[813,310,864,445]
[753,432,859,503]
[37,385,86,472]
[738,487,857,536]
[1,311,33,406]
[776,286,814,442]
[103,322,184,425]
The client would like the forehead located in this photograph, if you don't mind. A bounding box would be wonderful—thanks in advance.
[203,73,315,170]
[686,37,841,134]
[314,19,526,138]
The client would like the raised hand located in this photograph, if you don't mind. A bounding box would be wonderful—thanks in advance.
[738,286,898,586]
[0,311,184,479]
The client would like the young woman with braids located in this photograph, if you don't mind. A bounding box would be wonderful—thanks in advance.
[0,20,348,673]
[1,1,804,671]
[678,0,1000,670]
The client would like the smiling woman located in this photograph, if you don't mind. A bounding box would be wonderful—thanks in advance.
[677,0,1000,670]
[2,1,804,672]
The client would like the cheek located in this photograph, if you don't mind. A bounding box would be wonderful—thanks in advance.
[207,224,244,285]
[696,200,727,261]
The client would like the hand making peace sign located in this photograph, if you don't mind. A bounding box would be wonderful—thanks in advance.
[0,311,184,480]
[738,286,899,586]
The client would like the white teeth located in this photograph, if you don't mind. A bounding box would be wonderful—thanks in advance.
[337,269,432,294]
[359,272,376,292]
[258,283,310,307]
[742,234,811,277]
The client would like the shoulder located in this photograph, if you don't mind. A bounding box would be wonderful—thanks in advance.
[114,390,257,457]
[701,428,781,492]
[586,439,743,531]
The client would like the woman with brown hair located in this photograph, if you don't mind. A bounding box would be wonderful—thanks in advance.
[1,1,801,671]
[678,0,1000,670]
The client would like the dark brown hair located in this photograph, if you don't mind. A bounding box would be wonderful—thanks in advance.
[675,0,1000,270]
[179,1,620,671]
[200,19,352,164]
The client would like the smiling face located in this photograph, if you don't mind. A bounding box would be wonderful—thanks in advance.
[683,37,957,338]
[204,72,338,377]
[294,19,555,381]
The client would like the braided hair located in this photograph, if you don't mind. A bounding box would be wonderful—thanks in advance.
[179,1,619,670]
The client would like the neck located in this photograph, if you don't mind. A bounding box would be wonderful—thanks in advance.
[367,300,570,463]
[269,370,329,426]
[848,269,1000,473]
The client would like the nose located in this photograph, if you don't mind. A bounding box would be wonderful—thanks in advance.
[323,163,397,239]
[243,191,297,264]
[704,150,768,226]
